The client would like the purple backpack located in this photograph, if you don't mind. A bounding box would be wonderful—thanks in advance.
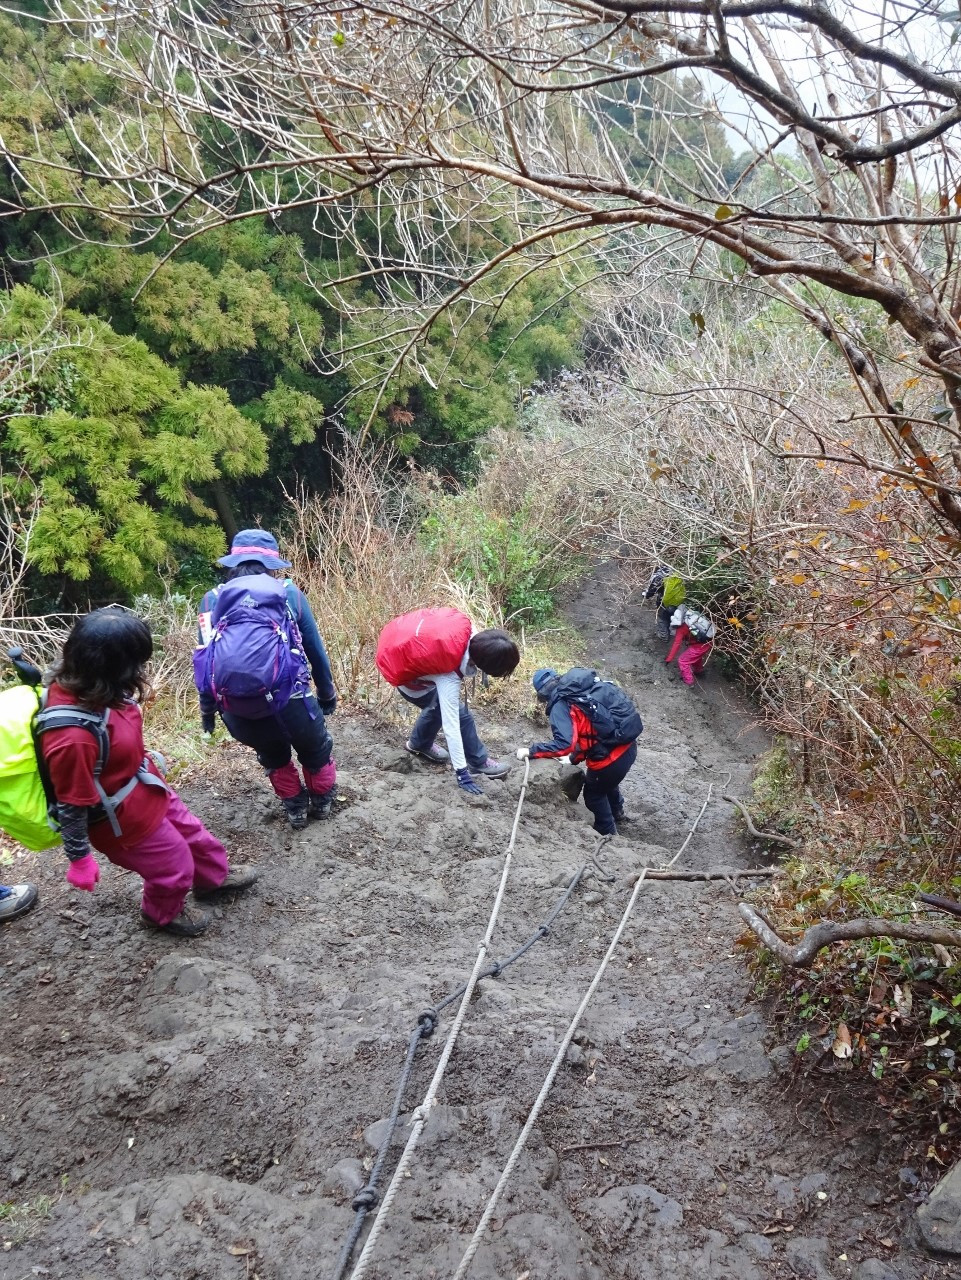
[193,575,310,719]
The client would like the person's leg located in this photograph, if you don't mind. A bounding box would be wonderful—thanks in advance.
[401,689,448,762]
[162,792,230,892]
[608,744,638,822]
[678,641,711,685]
[459,704,510,777]
[222,710,299,793]
[665,623,690,665]
[688,640,713,675]
[281,696,337,815]
[582,768,616,835]
[655,604,672,639]
[223,709,306,826]
[109,812,199,927]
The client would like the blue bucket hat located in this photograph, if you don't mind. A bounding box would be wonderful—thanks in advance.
[217,528,291,571]
[532,667,557,695]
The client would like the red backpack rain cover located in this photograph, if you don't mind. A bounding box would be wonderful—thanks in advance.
[375,608,473,687]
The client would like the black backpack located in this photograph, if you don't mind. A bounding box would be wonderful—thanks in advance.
[554,667,643,751]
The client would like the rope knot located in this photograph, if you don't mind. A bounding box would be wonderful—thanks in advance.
[418,1007,439,1037]
[351,1186,378,1211]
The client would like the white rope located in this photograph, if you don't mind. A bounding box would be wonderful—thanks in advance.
[346,757,532,1280]
[450,783,714,1280]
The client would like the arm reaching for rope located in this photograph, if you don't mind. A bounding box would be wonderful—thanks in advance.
[738,903,961,967]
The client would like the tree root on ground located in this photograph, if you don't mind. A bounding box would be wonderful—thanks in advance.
[640,867,781,881]
[917,892,961,919]
[722,794,800,849]
[738,903,961,966]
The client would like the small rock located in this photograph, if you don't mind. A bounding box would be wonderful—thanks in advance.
[565,1043,588,1070]
[9,1166,26,1186]
[784,1235,831,1279]
[917,1161,961,1254]
[862,1185,883,1207]
[378,752,415,774]
[322,1159,366,1196]
[799,1172,829,1196]
[854,1261,904,1280]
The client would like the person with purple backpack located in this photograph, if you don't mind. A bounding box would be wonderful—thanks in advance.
[195,530,338,831]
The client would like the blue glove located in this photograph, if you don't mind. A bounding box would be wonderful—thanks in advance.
[455,767,483,796]
[319,697,337,716]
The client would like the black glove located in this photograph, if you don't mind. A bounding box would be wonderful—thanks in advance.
[319,697,337,716]
[455,767,483,796]
[201,713,216,735]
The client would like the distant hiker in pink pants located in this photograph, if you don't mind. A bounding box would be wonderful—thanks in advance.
[41,607,258,938]
[665,605,716,686]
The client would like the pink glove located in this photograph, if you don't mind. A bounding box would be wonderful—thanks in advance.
[66,854,100,892]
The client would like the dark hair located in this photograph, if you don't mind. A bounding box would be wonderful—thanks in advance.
[227,560,281,581]
[468,629,520,678]
[53,607,153,708]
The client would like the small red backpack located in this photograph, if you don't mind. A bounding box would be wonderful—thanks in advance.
[375,608,473,686]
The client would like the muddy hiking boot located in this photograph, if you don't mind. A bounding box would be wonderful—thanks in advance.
[142,906,211,938]
[471,757,510,779]
[281,788,310,830]
[307,786,337,820]
[405,739,449,764]
[194,865,259,899]
[0,883,39,923]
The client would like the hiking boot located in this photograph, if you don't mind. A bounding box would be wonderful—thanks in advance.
[405,739,450,764]
[141,906,211,938]
[470,757,510,779]
[654,620,670,640]
[308,786,336,819]
[194,865,259,900]
[282,788,309,830]
[0,883,38,924]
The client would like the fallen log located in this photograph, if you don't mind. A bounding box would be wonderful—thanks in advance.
[738,903,961,967]
[722,794,800,849]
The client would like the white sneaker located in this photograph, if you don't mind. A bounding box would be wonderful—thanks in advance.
[0,883,38,923]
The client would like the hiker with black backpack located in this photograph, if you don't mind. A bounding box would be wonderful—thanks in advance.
[39,608,257,937]
[516,667,643,836]
[195,529,338,830]
[643,566,686,640]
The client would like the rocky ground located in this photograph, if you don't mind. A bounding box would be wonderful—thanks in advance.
[1,567,956,1279]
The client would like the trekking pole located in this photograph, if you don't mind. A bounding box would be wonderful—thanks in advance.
[6,647,43,686]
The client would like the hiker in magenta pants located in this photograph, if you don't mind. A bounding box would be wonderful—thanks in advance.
[666,605,716,686]
[197,529,338,830]
[41,607,257,938]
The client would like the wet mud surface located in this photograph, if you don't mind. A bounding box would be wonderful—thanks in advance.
[1,567,954,1279]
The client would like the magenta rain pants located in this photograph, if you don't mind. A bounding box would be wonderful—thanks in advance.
[107,791,229,926]
[677,640,713,685]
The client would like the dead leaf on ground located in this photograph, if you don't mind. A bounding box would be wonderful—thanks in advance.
[832,1021,853,1059]
[228,1246,252,1257]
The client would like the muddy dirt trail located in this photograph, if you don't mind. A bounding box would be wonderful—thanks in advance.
[1,566,952,1280]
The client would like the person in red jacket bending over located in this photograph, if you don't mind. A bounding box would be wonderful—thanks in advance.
[376,608,520,795]
[42,607,257,938]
